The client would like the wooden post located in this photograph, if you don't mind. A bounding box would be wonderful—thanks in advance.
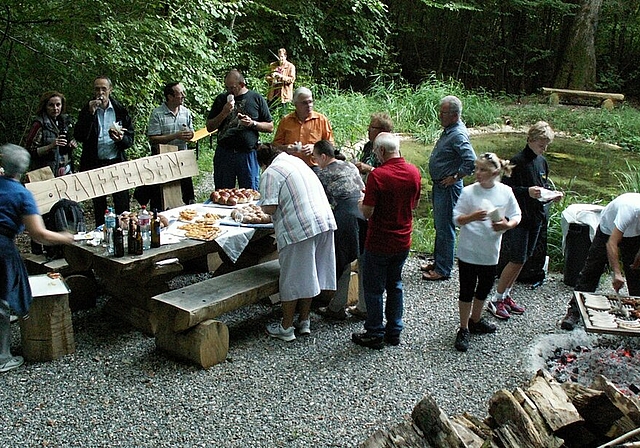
[19,275,75,362]
[158,144,185,210]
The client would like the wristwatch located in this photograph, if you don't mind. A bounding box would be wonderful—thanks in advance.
[252,121,258,129]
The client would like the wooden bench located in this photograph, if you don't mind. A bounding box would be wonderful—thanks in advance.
[542,87,624,109]
[151,259,280,368]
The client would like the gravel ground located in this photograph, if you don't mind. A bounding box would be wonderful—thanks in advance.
[3,256,622,447]
[4,174,639,447]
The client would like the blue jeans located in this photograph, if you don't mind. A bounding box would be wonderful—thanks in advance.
[362,249,409,338]
[432,181,462,277]
[213,147,259,190]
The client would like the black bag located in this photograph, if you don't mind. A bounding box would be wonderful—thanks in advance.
[42,199,85,260]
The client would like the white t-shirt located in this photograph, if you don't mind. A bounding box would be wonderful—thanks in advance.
[599,192,640,237]
[454,182,521,265]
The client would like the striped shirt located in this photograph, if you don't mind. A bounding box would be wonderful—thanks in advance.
[259,153,336,250]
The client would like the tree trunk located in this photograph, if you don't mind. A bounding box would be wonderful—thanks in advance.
[554,0,603,90]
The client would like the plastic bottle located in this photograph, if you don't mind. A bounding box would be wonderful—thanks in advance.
[138,205,151,250]
[105,207,116,255]
[103,209,110,245]
[150,209,161,248]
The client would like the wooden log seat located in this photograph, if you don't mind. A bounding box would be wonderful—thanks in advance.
[151,259,280,368]
[542,87,624,109]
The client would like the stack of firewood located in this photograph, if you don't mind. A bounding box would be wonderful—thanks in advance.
[362,369,640,448]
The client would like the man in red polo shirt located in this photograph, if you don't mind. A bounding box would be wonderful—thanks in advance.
[272,87,333,171]
[352,132,421,349]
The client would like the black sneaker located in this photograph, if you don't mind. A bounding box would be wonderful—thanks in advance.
[561,305,581,330]
[468,317,497,334]
[352,332,384,350]
[316,306,347,321]
[454,328,470,352]
[384,334,401,346]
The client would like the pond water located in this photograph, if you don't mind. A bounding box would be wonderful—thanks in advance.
[401,133,640,201]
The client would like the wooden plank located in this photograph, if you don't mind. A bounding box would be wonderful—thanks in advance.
[152,259,280,332]
[574,291,640,337]
[25,166,54,183]
[159,145,185,209]
[542,87,624,101]
[26,151,199,214]
[189,127,215,143]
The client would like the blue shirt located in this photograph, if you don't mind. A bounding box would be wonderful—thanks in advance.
[147,103,194,150]
[96,101,118,160]
[0,176,39,234]
[428,120,476,181]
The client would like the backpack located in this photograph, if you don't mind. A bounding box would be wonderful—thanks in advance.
[42,199,85,260]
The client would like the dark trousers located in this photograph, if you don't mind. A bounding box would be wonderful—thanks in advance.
[574,227,640,295]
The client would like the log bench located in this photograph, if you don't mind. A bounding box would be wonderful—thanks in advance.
[542,87,624,109]
[151,259,280,368]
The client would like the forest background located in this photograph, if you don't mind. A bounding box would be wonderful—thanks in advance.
[2,0,639,150]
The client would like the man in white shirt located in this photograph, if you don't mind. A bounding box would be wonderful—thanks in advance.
[562,192,640,329]
[74,76,134,225]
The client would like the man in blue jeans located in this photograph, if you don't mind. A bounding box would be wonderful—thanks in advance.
[206,69,273,190]
[351,132,421,349]
[423,95,476,281]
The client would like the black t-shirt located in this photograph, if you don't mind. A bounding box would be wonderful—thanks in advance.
[207,90,272,151]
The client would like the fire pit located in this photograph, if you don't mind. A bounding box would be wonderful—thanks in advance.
[546,343,640,396]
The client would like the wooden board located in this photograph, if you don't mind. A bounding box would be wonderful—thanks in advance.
[26,150,198,214]
[574,291,640,336]
[152,259,280,332]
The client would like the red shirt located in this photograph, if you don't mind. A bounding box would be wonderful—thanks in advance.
[363,157,421,254]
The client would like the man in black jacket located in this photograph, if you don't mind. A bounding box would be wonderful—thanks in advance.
[74,76,134,226]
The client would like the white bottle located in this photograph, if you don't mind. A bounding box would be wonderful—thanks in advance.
[138,205,151,250]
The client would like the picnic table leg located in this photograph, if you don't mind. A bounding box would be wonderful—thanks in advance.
[155,316,230,369]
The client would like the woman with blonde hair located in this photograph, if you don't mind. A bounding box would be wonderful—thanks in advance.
[489,121,563,320]
[453,153,521,352]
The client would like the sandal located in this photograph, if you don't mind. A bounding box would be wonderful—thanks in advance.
[422,270,449,281]
[420,262,435,272]
[0,356,24,373]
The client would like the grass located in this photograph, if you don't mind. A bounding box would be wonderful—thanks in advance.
[194,77,640,271]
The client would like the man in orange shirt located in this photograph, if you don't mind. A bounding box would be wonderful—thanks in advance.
[272,87,333,171]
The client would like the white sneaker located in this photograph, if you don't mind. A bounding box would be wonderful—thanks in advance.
[266,322,296,342]
[0,356,24,373]
[294,319,311,335]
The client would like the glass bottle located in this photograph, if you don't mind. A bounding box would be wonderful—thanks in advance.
[135,224,143,255]
[150,209,161,248]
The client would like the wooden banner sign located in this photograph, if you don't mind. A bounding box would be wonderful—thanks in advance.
[26,150,199,214]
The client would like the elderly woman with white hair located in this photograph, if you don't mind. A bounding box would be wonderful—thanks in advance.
[0,144,74,373]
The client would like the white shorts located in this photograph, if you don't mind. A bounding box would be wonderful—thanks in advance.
[278,231,336,301]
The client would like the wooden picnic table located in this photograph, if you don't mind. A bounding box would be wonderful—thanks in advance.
[63,204,276,334]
